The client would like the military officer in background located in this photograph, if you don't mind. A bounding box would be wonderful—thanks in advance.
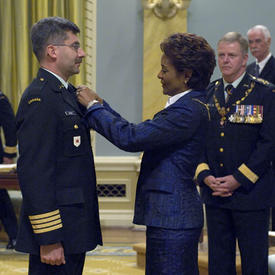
[15,17,102,275]
[0,91,18,249]
[247,25,275,85]
[196,32,275,275]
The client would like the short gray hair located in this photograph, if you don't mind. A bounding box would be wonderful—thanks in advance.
[247,25,271,41]
[218,32,248,55]
[31,16,80,62]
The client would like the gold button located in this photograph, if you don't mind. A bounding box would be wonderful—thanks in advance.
[220,163,224,167]
[40,78,44,81]
[74,124,79,129]
[220,132,224,137]
[219,148,224,152]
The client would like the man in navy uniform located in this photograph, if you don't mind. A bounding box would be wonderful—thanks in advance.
[15,17,102,275]
[0,91,18,249]
[196,32,275,275]
[247,25,275,84]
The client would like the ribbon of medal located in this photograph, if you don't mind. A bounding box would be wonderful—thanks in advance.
[213,81,255,126]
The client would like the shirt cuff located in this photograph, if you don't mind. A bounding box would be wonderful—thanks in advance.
[87,100,99,109]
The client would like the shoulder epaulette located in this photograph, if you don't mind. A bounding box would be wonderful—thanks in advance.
[249,75,270,86]
[207,79,221,90]
[0,91,7,101]
[32,76,47,90]
[192,98,210,121]
[25,77,47,105]
[249,75,275,92]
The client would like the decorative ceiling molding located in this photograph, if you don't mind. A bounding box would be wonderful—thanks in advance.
[143,0,191,19]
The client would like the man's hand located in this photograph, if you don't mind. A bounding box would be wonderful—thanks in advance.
[203,175,220,191]
[203,175,233,197]
[212,175,240,197]
[40,243,66,266]
[76,85,103,107]
[3,157,14,164]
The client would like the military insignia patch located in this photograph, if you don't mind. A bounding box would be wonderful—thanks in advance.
[229,105,263,124]
[28,98,41,104]
[73,136,81,147]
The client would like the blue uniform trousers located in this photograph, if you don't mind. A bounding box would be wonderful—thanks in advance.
[0,189,18,239]
[206,205,269,275]
[145,226,202,275]
[28,252,85,275]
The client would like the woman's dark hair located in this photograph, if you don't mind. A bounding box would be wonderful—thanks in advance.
[160,33,216,90]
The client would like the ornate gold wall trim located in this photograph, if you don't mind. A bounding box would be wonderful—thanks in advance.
[85,0,97,149]
[85,0,96,91]
[142,3,189,120]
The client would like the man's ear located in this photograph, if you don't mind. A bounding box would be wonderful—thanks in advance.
[46,45,57,59]
[267,37,271,47]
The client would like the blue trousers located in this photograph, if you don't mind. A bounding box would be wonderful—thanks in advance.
[145,226,202,275]
[206,205,269,275]
[0,189,18,239]
[28,253,85,275]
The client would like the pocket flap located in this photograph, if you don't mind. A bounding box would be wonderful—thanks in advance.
[56,188,85,205]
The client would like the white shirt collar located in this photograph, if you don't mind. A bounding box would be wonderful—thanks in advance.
[41,68,69,89]
[223,72,246,89]
[256,52,272,73]
[165,89,192,108]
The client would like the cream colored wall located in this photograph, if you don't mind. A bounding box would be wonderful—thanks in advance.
[95,156,141,227]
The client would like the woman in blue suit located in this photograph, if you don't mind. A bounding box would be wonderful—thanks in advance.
[77,33,216,275]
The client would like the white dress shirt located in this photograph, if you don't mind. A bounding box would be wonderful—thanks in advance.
[165,89,192,108]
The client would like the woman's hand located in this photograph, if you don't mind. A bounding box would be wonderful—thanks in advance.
[76,85,103,107]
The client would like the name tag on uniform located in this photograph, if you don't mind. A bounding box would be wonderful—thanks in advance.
[65,111,77,116]
[73,136,81,147]
[229,105,263,124]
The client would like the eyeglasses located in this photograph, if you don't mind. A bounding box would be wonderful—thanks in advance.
[51,42,81,52]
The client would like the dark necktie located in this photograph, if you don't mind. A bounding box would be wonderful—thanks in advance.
[255,64,260,77]
[225,84,233,103]
[68,84,77,96]
[68,84,86,113]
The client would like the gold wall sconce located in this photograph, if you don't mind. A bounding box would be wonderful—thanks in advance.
[142,0,192,19]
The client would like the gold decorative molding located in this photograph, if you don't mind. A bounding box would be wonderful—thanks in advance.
[143,0,191,19]
[85,0,97,150]
[85,0,96,90]
[142,5,188,120]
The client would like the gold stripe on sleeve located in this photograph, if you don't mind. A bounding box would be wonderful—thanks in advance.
[32,219,62,230]
[29,210,59,220]
[238,163,259,184]
[195,163,210,179]
[30,214,61,225]
[4,146,17,154]
[33,223,63,234]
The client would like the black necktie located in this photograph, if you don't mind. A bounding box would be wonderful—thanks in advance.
[225,84,233,103]
[255,64,260,77]
[68,84,77,95]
